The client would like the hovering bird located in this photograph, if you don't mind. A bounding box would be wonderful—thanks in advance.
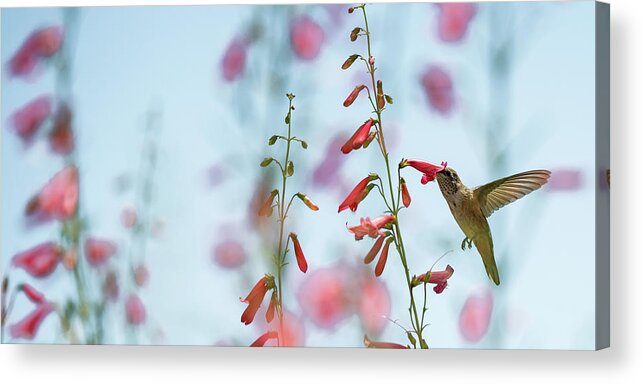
[435,167,551,285]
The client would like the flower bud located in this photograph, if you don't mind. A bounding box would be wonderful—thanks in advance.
[260,157,274,167]
[342,54,360,70]
[296,193,319,211]
[343,85,367,107]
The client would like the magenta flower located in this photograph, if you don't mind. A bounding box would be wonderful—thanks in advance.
[12,242,62,278]
[297,266,351,329]
[340,119,375,154]
[290,15,325,60]
[221,38,247,82]
[125,294,146,326]
[420,65,455,115]
[8,26,63,78]
[19,284,46,304]
[312,134,346,187]
[412,265,455,294]
[84,237,117,267]
[401,159,447,184]
[338,174,377,213]
[212,239,247,269]
[10,95,52,144]
[459,288,493,343]
[347,215,395,241]
[436,3,476,43]
[26,165,78,222]
[9,302,54,340]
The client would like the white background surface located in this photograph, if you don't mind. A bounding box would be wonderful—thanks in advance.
[0,0,639,382]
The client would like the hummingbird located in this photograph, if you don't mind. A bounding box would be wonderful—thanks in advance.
[435,167,551,285]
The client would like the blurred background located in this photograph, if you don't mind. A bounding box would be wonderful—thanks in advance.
[1,2,597,349]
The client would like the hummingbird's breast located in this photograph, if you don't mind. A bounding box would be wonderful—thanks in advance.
[446,189,489,239]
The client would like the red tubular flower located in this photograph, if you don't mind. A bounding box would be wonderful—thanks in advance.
[240,276,270,325]
[347,215,395,241]
[19,284,46,304]
[420,65,455,115]
[290,15,325,60]
[436,3,477,43]
[11,95,52,144]
[9,302,54,340]
[26,165,78,222]
[338,174,378,213]
[374,239,392,277]
[400,178,411,207]
[221,38,247,82]
[364,335,408,349]
[12,242,62,278]
[84,237,117,267]
[401,159,447,184]
[9,26,63,78]
[265,292,277,323]
[343,84,367,107]
[125,294,146,325]
[412,265,455,294]
[250,331,279,347]
[340,119,375,154]
[289,233,308,273]
[48,104,74,155]
[364,235,385,264]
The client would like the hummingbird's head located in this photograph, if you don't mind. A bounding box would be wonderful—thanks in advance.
[435,166,461,195]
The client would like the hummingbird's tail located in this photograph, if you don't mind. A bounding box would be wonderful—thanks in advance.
[473,234,500,285]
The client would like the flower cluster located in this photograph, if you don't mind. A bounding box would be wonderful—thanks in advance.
[239,93,318,347]
[339,4,453,349]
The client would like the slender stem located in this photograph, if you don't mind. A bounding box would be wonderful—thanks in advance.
[359,5,426,348]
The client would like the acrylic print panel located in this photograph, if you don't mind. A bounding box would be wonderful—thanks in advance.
[1,2,609,349]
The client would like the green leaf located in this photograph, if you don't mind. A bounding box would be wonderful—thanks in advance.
[260,157,274,167]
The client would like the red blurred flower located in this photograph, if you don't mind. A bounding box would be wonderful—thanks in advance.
[546,169,583,192]
[420,65,455,115]
[221,38,247,82]
[212,239,247,269]
[290,15,325,60]
[400,178,411,208]
[358,278,391,335]
[8,26,63,78]
[250,331,278,347]
[264,311,305,347]
[61,249,77,270]
[289,233,308,273]
[341,119,375,154]
[134,264,149,287]
[125,294,146,326]
[84,237,117,267]
[412,264,455,294]
[297,266,351,329]
[459,288,493,343]
[338,174,378,213]
[436,3,476,43]
[363,335,408,349]
[240,275,271,325]
[9,302,54,340]
[10,95,52,144]
[48,103,74,155]
[347,215,395,241]
[26,165,78,222]
[401,159,447,184]
[265,292,277,323]
[19,284,46,304]
[103,271,119,302]
[374,239,392,277]
[12,242,62,278]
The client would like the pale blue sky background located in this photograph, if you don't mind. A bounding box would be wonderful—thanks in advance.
[1,2,596,349]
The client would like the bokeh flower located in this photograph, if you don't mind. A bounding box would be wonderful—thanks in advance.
[420,65,455,115]
[9,302,54,340]
[12,242,62,278]
[84,237,117,267]
[221,38,247,82]
[297,266,351,329]
[125,294,146,325]
[8,26,63,78]
[358,278,391,335]
[25,165,78,222]
[212,239,247,269]
[436,3,476,43]
[10,95,52,144]
[459,288,493,343]
[48,103,74,155]
[290,15,325,60]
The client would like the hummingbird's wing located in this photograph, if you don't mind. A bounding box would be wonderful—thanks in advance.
[474,170,551,218]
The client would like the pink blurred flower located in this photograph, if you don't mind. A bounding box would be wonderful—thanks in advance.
[401,159,447,184]
[12,242,62,278]
[347,215,395,241]
[25,165,78,222]
[263,311,305,347]
[290,15,325,60]
[84,237,117,267]
[19,283,46,305]
[312,134,347,187]
[436,3,476,43]
[10,95,52,144]
[103,271,119,302]
[134,264,149,287]
[212,239,247,269]
[125,294,146,326]
[358,278,391,335]
[120,205,138,229]
[221,38,247,82]
[206,163,226,188]
[420,65,455,115]
[459,288,493,343]
[9,302,54,340]
[48,104,74,155]
[546,169,583,192]
[8,26,63,78]
[297,266,351,329]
